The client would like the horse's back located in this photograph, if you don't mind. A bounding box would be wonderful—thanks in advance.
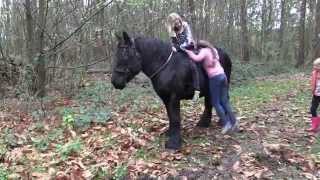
[215,47,232,83]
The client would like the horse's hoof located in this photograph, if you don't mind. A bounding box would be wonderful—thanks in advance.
[217,120,224,127]
[197,120,211,128]
[165,138,182,150]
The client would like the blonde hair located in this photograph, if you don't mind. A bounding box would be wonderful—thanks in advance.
[167,13,182,26]
[314,58,320,69]
[166,13,183,37]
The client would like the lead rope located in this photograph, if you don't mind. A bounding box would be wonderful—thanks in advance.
[149,50,174,79]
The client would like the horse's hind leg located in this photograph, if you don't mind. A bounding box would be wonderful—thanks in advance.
[197,95,212,127]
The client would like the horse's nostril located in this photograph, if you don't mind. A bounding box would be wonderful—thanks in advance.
[115,84,125,89]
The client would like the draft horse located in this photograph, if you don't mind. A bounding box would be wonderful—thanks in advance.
[111,32,232,150]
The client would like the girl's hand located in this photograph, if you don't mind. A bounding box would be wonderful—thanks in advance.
[172,46,177,52]
[225,79,229,86]
[180,45,188,52]
[180,46,187,52]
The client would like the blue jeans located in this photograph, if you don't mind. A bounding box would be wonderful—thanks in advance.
[209,74,236,126]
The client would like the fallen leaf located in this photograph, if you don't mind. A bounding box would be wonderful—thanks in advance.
[232,161,240,172]
[302,172,316,179]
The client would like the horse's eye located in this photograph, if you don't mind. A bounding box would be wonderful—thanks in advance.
[120,50,128,59]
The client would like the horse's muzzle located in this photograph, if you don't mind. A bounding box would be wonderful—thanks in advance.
[111,79,126,89]
[113,83,125,89]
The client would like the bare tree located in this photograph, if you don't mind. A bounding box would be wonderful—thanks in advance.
[261,0,267,58]
[188,0,196,36]
[315,0,320,59]
[240,0,250,62]
[296,0,307,67]
[278,0,287,60]
[25,0,34,64]
[34,0,47,97]
[227,0,235,52]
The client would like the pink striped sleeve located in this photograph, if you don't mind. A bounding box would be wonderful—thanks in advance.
[311,70,317,94]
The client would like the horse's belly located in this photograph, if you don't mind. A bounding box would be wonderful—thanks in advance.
[152,80,194,100]
[180,89,194,100]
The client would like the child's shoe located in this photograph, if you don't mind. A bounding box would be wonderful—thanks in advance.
[221,122,232,134]
[231,119,239,132]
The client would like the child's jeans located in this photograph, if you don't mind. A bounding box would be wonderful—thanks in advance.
[310,95,320,117]
[209,74,236,126]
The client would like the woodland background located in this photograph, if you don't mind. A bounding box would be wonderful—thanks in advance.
[0,0,319,96]
[0,0,320,179]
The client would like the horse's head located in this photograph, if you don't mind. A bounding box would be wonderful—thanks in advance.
[111,32,142,89]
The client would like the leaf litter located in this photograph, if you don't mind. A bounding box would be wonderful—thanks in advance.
[0,73,319,179]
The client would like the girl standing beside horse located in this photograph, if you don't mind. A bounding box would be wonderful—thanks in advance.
[183,40,238,133]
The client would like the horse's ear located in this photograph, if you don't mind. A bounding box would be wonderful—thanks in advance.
[122,31,132,45]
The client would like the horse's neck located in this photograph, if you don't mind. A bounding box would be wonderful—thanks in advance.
[137,38,171,79]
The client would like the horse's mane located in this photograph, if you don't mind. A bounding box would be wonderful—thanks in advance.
[135,37,171,54]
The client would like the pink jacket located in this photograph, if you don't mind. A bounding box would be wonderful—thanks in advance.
[185,48,224,78]
[311,69,320,95]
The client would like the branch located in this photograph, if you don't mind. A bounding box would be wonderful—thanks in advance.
[46,0,114,53]
[0,40,4,59]
[87,69,110,74]
[47,56,108,70]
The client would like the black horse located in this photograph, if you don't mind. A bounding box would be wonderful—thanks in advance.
[112,32,232,150]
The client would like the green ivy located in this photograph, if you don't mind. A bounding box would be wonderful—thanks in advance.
[56,138,83,160]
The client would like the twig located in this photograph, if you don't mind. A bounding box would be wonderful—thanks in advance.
[47,56,108,70]
[46,0,114,53]
[87,69,110,74]
[0,41,5,59]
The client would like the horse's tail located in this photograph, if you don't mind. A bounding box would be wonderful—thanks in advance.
[216,47,232,84]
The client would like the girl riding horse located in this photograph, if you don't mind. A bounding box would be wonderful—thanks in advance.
[166,13,194,51]
[166,13,199,91]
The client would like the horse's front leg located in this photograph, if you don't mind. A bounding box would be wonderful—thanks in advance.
[163,94,182,150]
[197,95,212,127]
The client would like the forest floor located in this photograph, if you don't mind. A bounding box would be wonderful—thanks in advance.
[0,73,320,179]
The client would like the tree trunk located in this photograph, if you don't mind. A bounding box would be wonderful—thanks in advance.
[227,0,235,52]
[240,0,250,62]
[261,0,267,58]
[179,0,184,14]
[202,0,212,40]
[266,0,273,34]
[314,0,320,59]
[278,0,287,60]
[34,0,47,97]
[296,0,307,67]
[188,0,196,37]
[306,0,315,58]
[265,0,274,61]
[4,0,11,55]
[25,0,34,64]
